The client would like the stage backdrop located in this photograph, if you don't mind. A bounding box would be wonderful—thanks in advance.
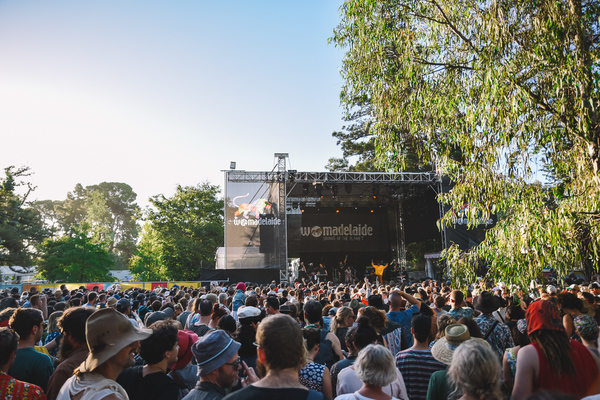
[224,179,284,269]
[288,210,389,254]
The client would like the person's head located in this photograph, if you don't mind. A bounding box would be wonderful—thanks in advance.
[557,292,583,312]
[0,327,19,369]
[58,306,96,359]
[574,314,599,343]
[29,294,41,308]
[78,308,152,375]
[450,290,464,307]
[192,329,241,388]
[512,319,530,347]
[357,306,387,332]
[346,317,378,353]
[354,345,397,387]
[46,310,63,334]
[412,314,432,343]
[88,292,98,304]
[448,339,502,400]
[9,308,44,342]
[199,299,213,316]
[331,306,354,333]
[218,293,228,305]
[264,296,280,314]
[217,315,237,336]
[140,320,179,366]
[303,300,322,324]
[457,317,483,338]
[255,314,305,373]
[303,328,321,353]
[526,299,574,376]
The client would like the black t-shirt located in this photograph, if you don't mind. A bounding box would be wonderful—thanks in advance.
[117,365,179,400]
[223,385,323,400]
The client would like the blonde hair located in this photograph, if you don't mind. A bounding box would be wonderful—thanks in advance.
[47,311,64,333]
[330,306,353,334]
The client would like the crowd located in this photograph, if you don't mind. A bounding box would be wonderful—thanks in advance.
[0,275,599,400]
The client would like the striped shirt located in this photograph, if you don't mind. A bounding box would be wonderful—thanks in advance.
[395,348,446,400]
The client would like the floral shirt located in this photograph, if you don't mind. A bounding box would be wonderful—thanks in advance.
[0,373,46,400]
[299,362,325,392]
[475,313,515,361]
[448,307,474,320]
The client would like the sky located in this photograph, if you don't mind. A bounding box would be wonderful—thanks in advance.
[0,1,346,208]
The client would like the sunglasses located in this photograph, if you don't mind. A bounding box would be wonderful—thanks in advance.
[225,356,241,369]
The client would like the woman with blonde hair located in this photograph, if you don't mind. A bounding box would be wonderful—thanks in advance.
[330,306,355,352]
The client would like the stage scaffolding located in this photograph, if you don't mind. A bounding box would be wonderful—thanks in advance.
[224,155,443,282]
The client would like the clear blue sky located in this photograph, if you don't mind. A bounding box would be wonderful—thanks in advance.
[0,1,346,207]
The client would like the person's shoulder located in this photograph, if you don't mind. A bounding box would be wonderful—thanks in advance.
[3,376,46,399]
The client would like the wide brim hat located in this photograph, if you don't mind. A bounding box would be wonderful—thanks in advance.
[474,291,502,313]
[79,308,152,373]
[431,323,489,365]
[192,330,241,376]
[169,329,199,371]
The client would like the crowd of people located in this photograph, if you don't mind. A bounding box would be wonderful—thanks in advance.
[0,275,599,400]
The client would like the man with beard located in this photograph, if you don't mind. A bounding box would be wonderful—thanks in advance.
[184,329,258,400]
[57,308,152,400]
[45,307,96,400]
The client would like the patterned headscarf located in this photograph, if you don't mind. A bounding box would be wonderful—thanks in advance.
[574,314,599,341]
[516,318,527,334]
[526,298,565,335]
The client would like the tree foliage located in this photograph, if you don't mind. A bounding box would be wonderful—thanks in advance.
[129,223,168,281]
[0,166,48,268]
[34,182,140,269]
[37,224,114,282]
[141,183,224,281]
[333,0,600,285]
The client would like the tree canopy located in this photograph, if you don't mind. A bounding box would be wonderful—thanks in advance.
[0,166,48,269]
[37,223,114,282]
[333,0,600,285]
[134,183,223,281]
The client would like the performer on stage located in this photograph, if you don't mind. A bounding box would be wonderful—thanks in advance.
[298,261,309,283]
[316,262,327,284]
[338,255,348,283]
[344,267,352,284]
[371,259,388,285]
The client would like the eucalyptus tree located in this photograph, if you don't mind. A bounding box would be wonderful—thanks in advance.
[333,0,600,285]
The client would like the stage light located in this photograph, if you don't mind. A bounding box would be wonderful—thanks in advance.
[371,209,374,213]
[302,183,309,195]
[373,196,377,199]
[336,209,340,213]
[301,209,305,213]
[331,184,339,196]
[230,161,236,169]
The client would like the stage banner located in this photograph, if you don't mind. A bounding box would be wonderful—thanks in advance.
[224,179,283,268]
[297,212,388,253]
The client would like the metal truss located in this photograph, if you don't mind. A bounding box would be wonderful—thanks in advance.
[227,170,440,183]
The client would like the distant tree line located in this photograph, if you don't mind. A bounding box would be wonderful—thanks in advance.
[0,166,223,282]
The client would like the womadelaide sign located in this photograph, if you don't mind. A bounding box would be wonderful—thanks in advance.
[299,213,388,252]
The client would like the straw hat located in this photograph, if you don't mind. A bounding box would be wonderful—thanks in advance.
[431,324,489,365]
[79,308,152,373]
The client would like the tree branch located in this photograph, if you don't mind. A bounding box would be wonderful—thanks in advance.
[430,0,478,52]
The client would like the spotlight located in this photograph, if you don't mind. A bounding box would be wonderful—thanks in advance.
[288,170,296,182]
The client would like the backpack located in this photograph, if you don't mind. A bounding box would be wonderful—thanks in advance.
[314,329,336,368]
